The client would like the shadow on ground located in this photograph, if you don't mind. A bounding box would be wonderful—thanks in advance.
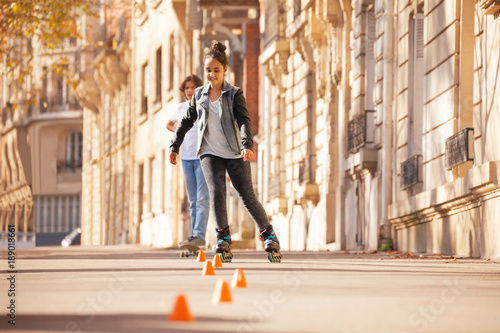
[2,313,247,332]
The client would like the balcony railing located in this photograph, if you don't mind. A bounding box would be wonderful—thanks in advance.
[57,160,82,174]
[401,155,422,190]
[199,0,259,8]
[33,195,81,233]
[39,93,82,113]
[347,110,375,153]
[445,128,474,170]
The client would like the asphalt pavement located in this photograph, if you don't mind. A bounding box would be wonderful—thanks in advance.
[1,245,499,333]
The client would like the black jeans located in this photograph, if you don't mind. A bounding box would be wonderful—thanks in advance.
[200,154,269,231]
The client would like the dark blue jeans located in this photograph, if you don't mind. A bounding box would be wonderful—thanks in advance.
[200,154,269,231]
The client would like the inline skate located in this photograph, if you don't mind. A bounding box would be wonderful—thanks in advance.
[260,224,282,263]
[214,226,233,263]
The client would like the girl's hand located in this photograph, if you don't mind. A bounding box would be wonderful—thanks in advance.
[241,149,254,162]
[169,152,178,165]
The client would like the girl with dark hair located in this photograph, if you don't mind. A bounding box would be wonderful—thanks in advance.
[169,42,282,262]
[167,74,209,250]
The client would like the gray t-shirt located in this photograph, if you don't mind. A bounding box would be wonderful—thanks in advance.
[199,98,241,159]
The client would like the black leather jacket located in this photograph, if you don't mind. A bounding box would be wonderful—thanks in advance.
[169,81,253,157]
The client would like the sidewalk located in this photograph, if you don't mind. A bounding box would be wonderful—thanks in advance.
[1,245,499,333]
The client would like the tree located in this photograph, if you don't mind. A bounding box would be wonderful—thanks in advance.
[0,0,95,89]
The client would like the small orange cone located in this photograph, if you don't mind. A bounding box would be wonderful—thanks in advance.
[202,260,215,276]
[213,254,223,268]
[168,294,194,321]
[231,269,247,288]
[197,249,206,262]
[211,279,232,304]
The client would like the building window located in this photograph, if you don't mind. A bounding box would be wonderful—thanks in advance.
[137,163,144,221]
[151,155,161,212]
[3,144,12,186]
[141,62,148,114]
[161,149,165,211]
[408,12,424,156]
[155,47,162,103]
[294,0,301,18]
[365,8,376,111]
[58,131,83,173]
[169,34,174,91]
[40,66,48,113]
[148,157,154,213]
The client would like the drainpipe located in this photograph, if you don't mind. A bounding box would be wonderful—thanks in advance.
[380,0,394,249]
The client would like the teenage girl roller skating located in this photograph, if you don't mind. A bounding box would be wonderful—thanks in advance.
[168,41,282,262]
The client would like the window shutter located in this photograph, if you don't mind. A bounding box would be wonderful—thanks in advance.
[186,0,203,31]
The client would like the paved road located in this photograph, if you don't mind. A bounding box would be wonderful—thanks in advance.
[1,246,499,333]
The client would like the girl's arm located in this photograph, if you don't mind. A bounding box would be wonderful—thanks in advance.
[233,89,254,152]
[166,120,177,132]
[169,97,198,154]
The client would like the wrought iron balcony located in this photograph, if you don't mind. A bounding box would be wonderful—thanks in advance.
[57,160,82,174]
[199,0,259,8]
[401,155,422,190]
[347,110,375,153]
[39,93,82,113]
[445,128,474,170]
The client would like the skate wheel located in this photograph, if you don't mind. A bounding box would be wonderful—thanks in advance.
[180,252,185,257]
[219,252,233,263]
[267,251,282,263]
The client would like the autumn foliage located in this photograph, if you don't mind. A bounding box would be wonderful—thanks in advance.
[0,0,95,83]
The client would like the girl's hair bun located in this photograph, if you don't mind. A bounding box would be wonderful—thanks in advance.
[204,40,229,67]
[212,41,226,53]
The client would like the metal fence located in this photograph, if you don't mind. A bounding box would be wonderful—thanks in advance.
[33,195,81,233]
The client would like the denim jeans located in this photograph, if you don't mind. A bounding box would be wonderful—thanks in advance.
[200,154,269,231]
[182,159,210,239]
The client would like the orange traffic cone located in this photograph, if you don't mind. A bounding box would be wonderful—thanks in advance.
[211,279,232,304]
[202,260,215,276]
[231,269,247,288]
[197,249,206,262]
[213,254,223,268]
[167,294,194,321]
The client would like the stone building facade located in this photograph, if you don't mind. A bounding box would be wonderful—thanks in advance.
[258,0,500,258]
[259,0,351,250]
[388,0,500,258]
[1,37,83,244]
[75,0,134,245]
